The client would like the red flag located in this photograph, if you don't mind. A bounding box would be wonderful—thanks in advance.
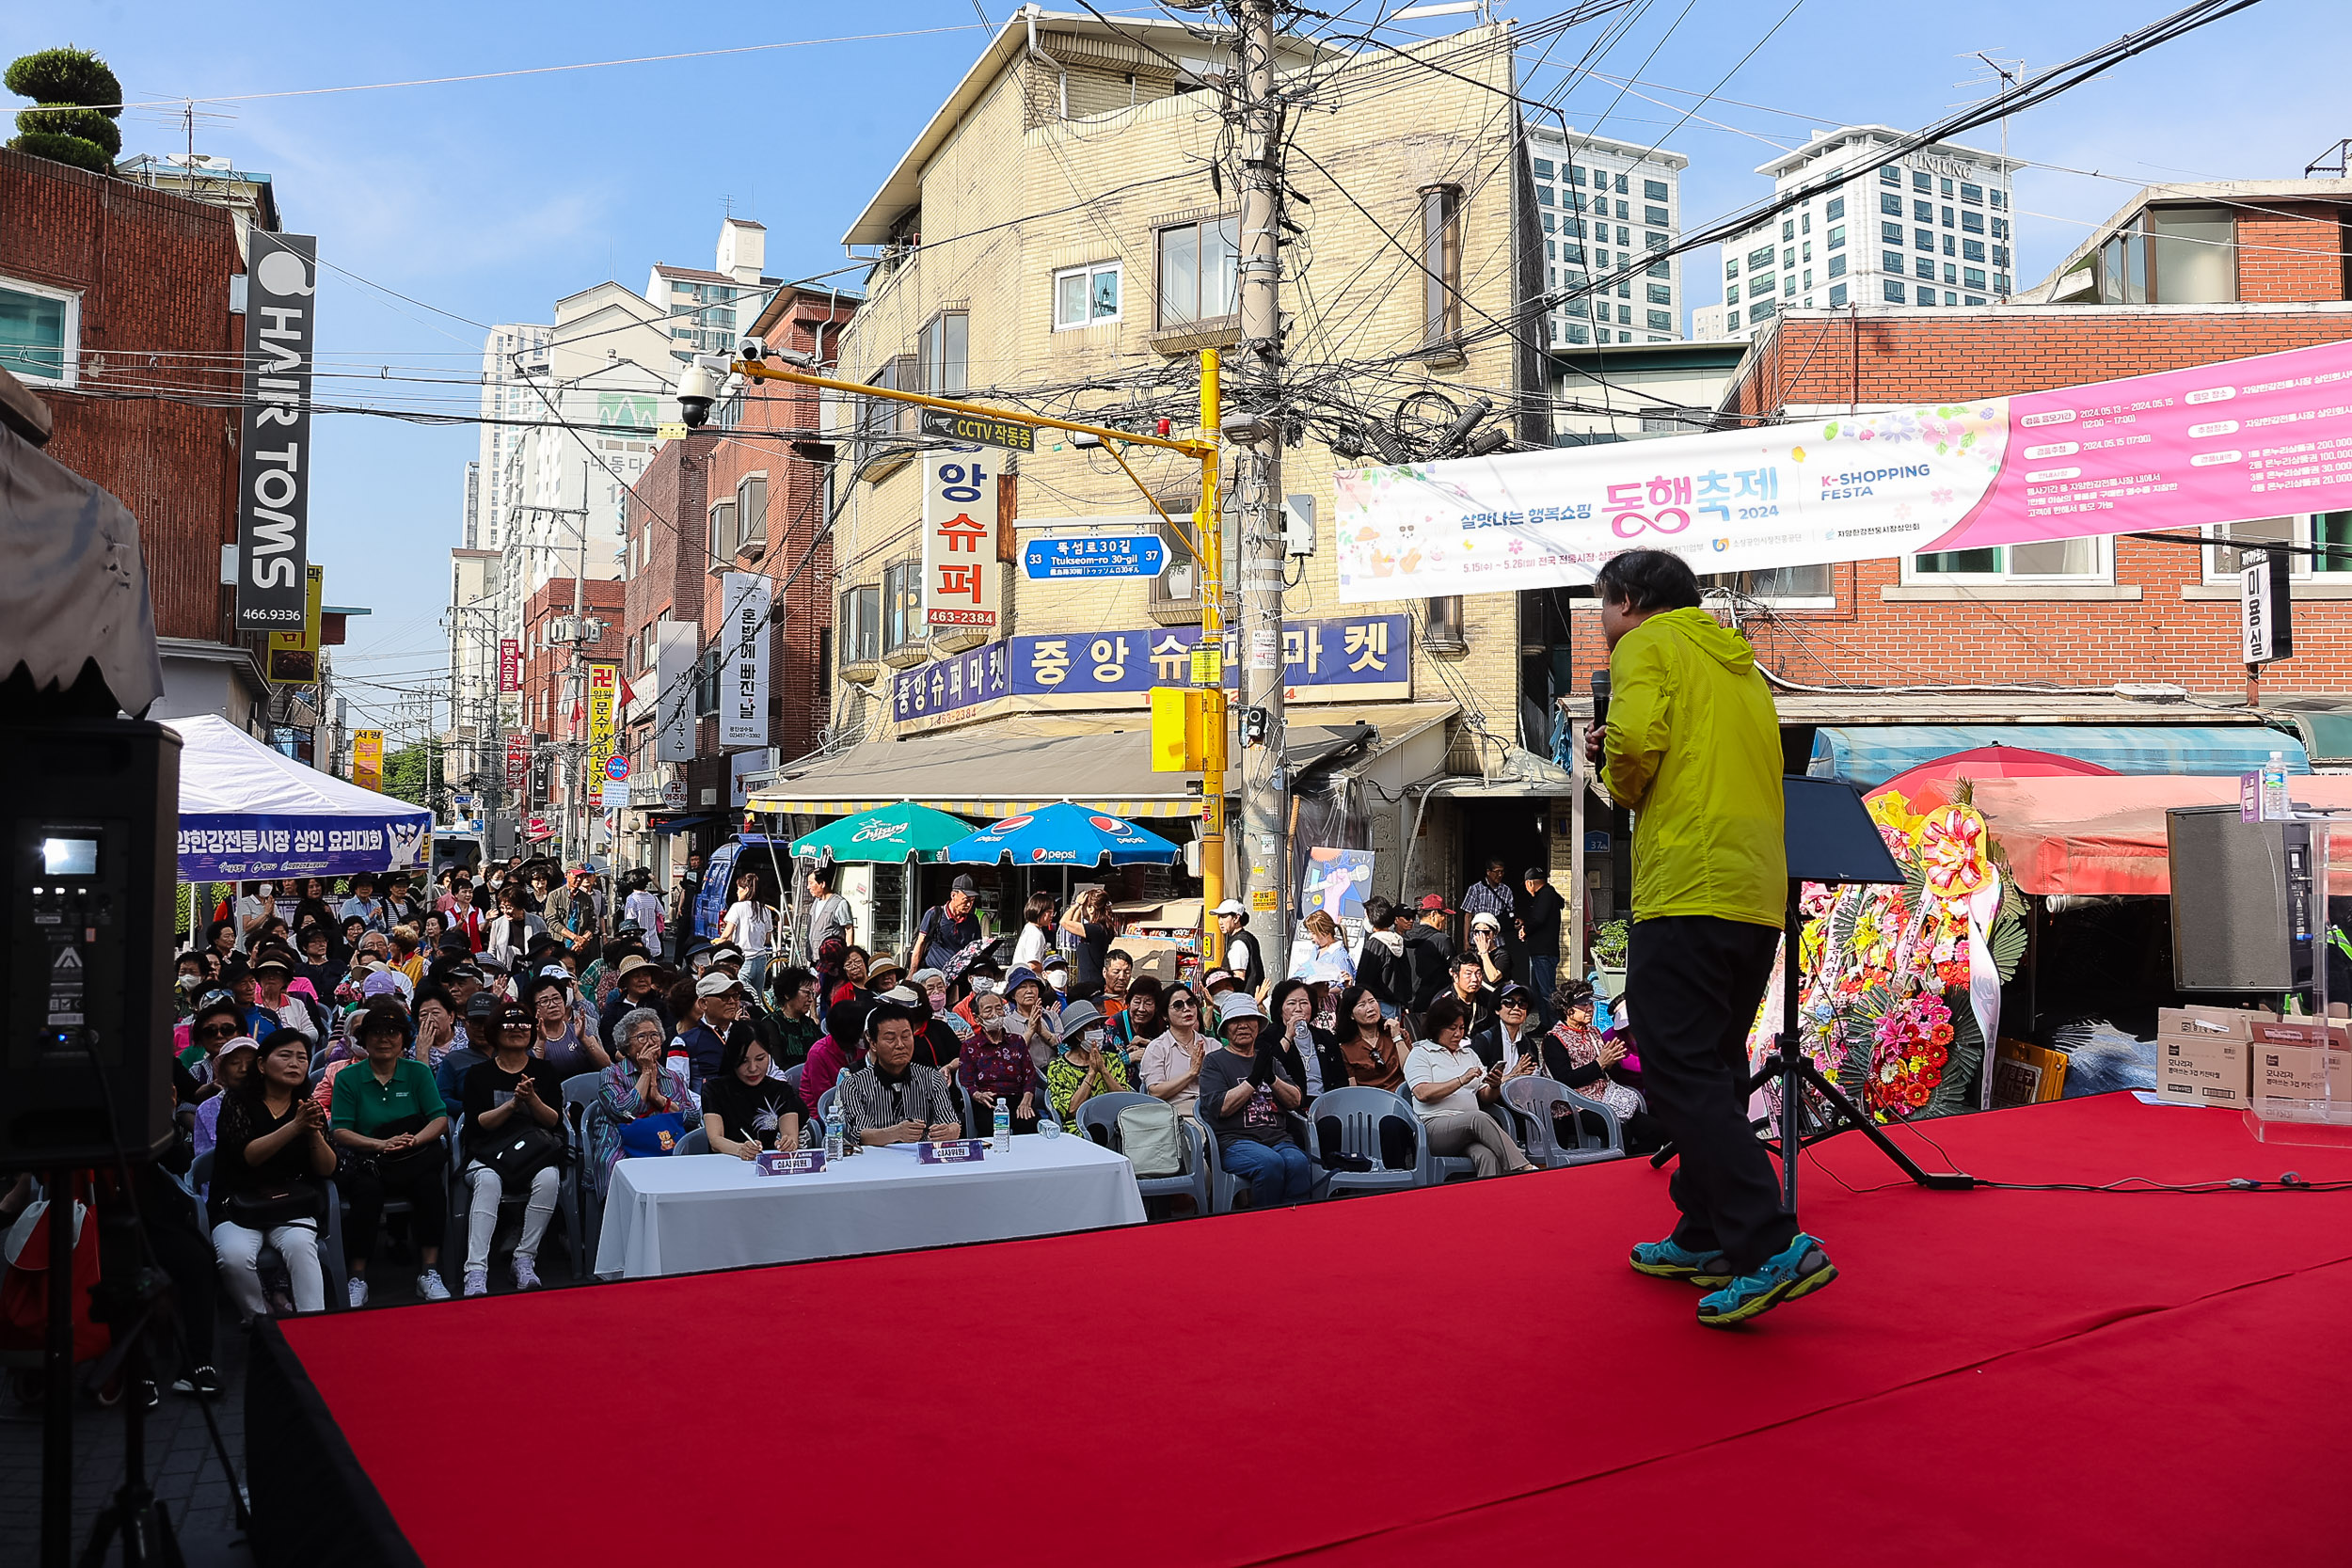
[618,670,637,707]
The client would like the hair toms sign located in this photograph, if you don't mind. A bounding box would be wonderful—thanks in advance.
[1332,339,2352,603]
[236,233,319,631]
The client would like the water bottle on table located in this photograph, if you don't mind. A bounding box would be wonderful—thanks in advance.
[823,1108,843,1163]
[993,1097,1011,1154]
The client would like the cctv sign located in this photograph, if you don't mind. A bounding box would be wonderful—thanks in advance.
[236,232,319,631]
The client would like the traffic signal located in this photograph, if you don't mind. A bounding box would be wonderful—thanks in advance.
[1150,686,1207,772]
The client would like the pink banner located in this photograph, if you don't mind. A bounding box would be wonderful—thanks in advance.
[1333,338,2352,603]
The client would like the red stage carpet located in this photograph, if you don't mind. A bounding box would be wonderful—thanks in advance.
[258,1095,2352,1567]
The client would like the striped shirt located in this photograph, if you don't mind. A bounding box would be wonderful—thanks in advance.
[1460,879,1516,922]
[836,1061,959,1142]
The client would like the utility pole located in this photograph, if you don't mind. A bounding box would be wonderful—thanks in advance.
[1233,0,1291,981]
[514,479,595,866]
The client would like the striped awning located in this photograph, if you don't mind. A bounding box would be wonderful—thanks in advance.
[1808,724,2311,788]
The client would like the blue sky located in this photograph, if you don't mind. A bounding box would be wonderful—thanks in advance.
[7,0,2343,730]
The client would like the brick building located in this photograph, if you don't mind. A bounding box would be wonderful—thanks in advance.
[1538,179,2352,963]
[609,278,854,873]
[516,576,624,835]
[0,146,317,736]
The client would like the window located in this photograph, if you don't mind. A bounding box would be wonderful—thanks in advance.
[1915,229,1933,251]
[1914,537,2106,580]
[856,356,918,471]
[1424,596,1465,647]
[1826,196,1846,220]
[1993,246,2010,267]
[1963,266,1986,289]
[1538,185,1554,207]
[1420,184,1464,344]
[1883,279,1907,304]
[1914,200,1933,224]
[1746,245,1775,271]
[707,499,737,570]
[1781,246,1795,269]
[1991,189,2008,209]
[1534,157,1554,179]
[1960,182,1983,204]
[838,584,882,669]
[1564,322,1589,344]
[1724,286,1740,307]
[1647,259,1670,278]
[1747,299,1776,324]
[1941,178,1955,198]
[1154,216,1239,327]
[1644,309,1670,332]
[1706,565,1835,606]
[1882,250,1904,274]
[0,277,77,386]
[736,473,768,554]
[1784,276,1798,297]
[1963,239,1985,262]
[694,646,721,719]
[1881,192,1903,216]
[1752,276,1773,299]
[1943,237,1957,259]
[1944,261,1958,284]
[1613,174,1629,195]
[1569,165,1585,186]
[919,311,967,392]
[1963,295,1986,307]
[1782,219,1796,243]
[2204,515,2352,580]
[1828,282,1848,307]
[1913,171,1931,192]
[1879,166,1901,185]
[882,558,922,656]
[1941,205,1955,229]
[1992,216,2010,240]
[1828,255,1846,278]
[1646,282,1672,305]
[1915,258,1936,280]
[1877,222,1899,245]
[2098,205,2238,305]
[1054,262,1120,329]
[1827,226,1846,249]
[1645,204,1669,227]
[1644,179,1668,201]
[1961,210,1985,236]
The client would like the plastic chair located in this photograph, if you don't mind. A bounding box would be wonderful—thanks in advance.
[1403,1088,1480,1185]
[816,1086,839,1127]
[562,1072,608,1258]
[194,1152,348,1308]
[781,1063,805,1090]
[448,1112,580,1281]
[674,1126,709,1157]
[1075,1091,1210,1214]
[1305,1086,1425,1199]
[1503,1077,1627,1168]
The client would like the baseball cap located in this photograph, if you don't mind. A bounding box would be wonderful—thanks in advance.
[536,963,573,983]
[464,992,499,1021]
[1417,894,1454,913]
[1496,982,1535,1006]
[1202,968,1239,993]
[1211,898,1248,917]
[950,874,977,895]
[216,1035,262,1062]
[704,942,745,966]
[360,970,409,1000]
[694,972,744,999]
[249,952,293,975]
[1470,911,1502,930]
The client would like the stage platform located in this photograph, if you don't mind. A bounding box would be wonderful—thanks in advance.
[250,1094,2352,1567]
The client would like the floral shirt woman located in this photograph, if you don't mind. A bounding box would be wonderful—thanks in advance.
[1543,1017,1645,1122]
[592,1055,699,1196]
[1042,1045,1131,1132]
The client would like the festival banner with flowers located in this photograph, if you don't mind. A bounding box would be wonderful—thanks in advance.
[1332,337,2352,604]
[1750,785,2028,1118]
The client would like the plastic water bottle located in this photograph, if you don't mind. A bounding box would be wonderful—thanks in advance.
[823,1108,843,1163]
[1040,1113,1061,1141]
[2262,751,2291,821]
[993,1097,1011,1154]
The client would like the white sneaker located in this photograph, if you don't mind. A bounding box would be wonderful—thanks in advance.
[462,1267,488,1298]
[512,1256,541,1292]
[416,1271,451,1302]
[346,1276,369,1309]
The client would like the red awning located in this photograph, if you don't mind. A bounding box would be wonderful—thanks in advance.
[1966,775,2352,895]
[1873,745,2116,809]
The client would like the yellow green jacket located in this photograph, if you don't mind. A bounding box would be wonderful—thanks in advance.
[1601,607,1786,928]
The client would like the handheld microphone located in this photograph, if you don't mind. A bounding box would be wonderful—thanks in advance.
[1590,671,1611,731]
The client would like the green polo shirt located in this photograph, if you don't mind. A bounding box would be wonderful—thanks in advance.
[330,1057,449,1138]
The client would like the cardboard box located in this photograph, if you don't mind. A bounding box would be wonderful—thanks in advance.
[2153,1033,2252,1110]
[2250,1043,2352,1121]
[2155,1005,2275,1042]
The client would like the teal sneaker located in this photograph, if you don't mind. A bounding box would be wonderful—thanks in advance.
[1695,1233,1837,1328]
[1629,1236,1734,1288]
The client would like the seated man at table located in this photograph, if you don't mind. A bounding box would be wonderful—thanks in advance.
[836,998,961,1147]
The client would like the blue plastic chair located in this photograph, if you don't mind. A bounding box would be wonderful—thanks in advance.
[674,1126,710,1157]
[1075,1091,1209,1213]
[1200,1109,1321,1212]
[1401,1087,1480,1185]
[1305,1086,1425,1199]
[781,1063,805,1090]
[1503,1076,1628,1168]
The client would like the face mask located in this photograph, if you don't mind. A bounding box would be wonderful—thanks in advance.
[971,978,996,996]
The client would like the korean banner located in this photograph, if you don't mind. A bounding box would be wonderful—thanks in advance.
[504,730,529,792]
[1333,338,2352,603]
[586,662,619,785]
[719,573,770,748]
[264,563,324,685]
[922,447,1000,630]
[235,232,318,631]
[654,622,699,762]
[498,638,522,693]
[351,729,383,792]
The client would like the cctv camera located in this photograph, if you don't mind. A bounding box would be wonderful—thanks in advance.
[675,357,724,429]
[739,335,767,362]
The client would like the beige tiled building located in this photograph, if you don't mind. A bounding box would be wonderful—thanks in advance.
[760,13,1580,954]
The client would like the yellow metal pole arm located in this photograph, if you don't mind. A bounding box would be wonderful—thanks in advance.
[729,361,1213,458]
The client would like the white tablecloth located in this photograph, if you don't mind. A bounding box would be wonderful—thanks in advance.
[593,1134,1148,1279]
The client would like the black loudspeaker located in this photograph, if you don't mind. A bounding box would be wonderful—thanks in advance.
[0,720,178,1169]
[2166,803,2322,995]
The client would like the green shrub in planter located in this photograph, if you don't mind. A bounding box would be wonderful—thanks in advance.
[1592,919,1629,968]
[8,128,112,175]
[17,104,119,156]
[7,45,123,177]
[4,47,123,113]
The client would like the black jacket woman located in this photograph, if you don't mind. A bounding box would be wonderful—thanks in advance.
[1266,978,1348,1102]
[208,1028,338,1321]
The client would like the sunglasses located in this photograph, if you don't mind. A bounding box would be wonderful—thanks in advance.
[1168,998,1198,1009]
[1501,999,1530,1010]
[498,1018,532,1031]
[197,1022,239,1038]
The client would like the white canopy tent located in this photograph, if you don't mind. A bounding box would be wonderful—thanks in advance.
[171,714,433,881]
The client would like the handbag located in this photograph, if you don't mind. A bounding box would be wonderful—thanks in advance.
[615,1111,688,1159]
[225,1178,323,1231]
[477,1122,566,1183]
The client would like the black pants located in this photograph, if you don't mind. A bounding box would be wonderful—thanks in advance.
[1625,914,1794,1274]
[342,1152,450,1267]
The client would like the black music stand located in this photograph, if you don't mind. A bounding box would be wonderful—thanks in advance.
[1740,777,1975,1210]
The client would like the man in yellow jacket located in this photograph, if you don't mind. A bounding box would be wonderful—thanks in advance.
[1586,549,1836,1327]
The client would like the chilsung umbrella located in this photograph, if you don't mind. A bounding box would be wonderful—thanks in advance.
[789,801,977,863]
[946,802,1181,867]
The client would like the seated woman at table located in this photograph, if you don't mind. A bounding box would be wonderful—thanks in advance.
[1042,1000,1130,1132]
[593,1006,701,1195]
[958,989,1039,1135]
[799,996,870,1116]
[703,1034,808,1159]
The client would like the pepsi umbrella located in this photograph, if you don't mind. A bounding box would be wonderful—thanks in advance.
[946,802,1182,867]
[789,801,977,864]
